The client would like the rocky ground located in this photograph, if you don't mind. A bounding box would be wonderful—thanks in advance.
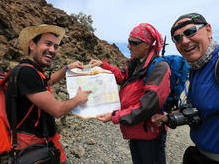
[56,115,194,164]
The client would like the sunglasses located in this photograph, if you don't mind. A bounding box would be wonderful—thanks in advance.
[128,40,144,46]
[172,24,205,43]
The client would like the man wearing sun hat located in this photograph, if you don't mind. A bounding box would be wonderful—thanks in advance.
[89,23,171,164]
[5,24,91,163]
[152,13,219,163]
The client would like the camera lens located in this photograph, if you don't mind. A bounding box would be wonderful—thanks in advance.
[172,113,188,126]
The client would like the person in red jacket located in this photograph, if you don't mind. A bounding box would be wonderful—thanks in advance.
[90,23,170,164]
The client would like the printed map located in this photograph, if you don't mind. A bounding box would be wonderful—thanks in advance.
[66,66,121,118]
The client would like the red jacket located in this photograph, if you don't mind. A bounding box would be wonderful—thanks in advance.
[101,56,170,140]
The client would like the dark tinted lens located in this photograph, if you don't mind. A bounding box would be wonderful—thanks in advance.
[172,34,182,43]
[183,26,197,37]
[172,26,199,43]
[128,40,143,46]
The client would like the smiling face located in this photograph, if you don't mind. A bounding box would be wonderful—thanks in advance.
[29,33,59,67]
[127,36,150,59]
[173,18,212,62]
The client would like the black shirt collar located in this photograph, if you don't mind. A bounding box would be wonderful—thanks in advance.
[20,59,44,73]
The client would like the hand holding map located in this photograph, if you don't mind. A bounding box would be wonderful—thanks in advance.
[66,65,121,119]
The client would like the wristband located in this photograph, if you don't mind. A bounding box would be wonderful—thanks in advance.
[65,64,69,71]
[112,110,118,116]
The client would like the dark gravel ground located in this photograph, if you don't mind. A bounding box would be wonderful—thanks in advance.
[57,116,193,164]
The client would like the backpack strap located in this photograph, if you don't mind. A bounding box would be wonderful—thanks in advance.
[16,64,51,129]
[14,64,44,129]
[174,58,188,105]
[144,57,165,113]
[7,65,24,151]
[18,65,51,139]
[0,68,4,79]
[145,57,165,81]
[215,52,219,84]
[16,104,34,129]
[7,64,50,153]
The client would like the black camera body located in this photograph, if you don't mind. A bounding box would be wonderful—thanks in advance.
[166,104,201,129]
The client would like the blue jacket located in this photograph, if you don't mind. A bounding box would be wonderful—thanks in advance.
[189,45,219,153]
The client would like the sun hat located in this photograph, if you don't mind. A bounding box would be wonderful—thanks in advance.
[18,24,65,54]
[171,13,208,36]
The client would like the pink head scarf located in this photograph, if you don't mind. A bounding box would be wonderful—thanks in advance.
[130,23,164,55]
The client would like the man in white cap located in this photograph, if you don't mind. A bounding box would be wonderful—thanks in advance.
[152,13,219,164]
[5,24,91,163]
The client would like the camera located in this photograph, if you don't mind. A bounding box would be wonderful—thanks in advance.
[166,104,201,129]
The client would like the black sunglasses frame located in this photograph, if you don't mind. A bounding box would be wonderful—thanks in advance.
[128,40,144,46]
[172,24,205,43]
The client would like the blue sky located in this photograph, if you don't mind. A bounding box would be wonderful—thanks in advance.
[46,0,219,57]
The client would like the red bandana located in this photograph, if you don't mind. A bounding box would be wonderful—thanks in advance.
[130,23,164,55]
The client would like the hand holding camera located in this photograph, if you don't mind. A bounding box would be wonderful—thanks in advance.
[151,104,201,129]
[166,104,201,129]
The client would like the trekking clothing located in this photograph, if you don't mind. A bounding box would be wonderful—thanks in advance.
[129,129,167,164]
[129,139,161,164]
[5,59,66,163]
[189,44,219,154]
[6,59,56,138]
[101,55,170,140]
[0,153,8,164]
[183,146,219,164]
[100,22,168,164]
[188,40,217,70]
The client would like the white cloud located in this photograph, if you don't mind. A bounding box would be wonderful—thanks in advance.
[46,0,219,55]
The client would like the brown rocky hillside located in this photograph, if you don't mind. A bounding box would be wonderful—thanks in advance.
[0,0,132,163]
[0,0,127,72]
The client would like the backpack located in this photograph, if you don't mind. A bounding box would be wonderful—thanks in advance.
[145,36,190,113]
[0,64,46,154]
[0,69,11,154]
[147,55,190,113]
